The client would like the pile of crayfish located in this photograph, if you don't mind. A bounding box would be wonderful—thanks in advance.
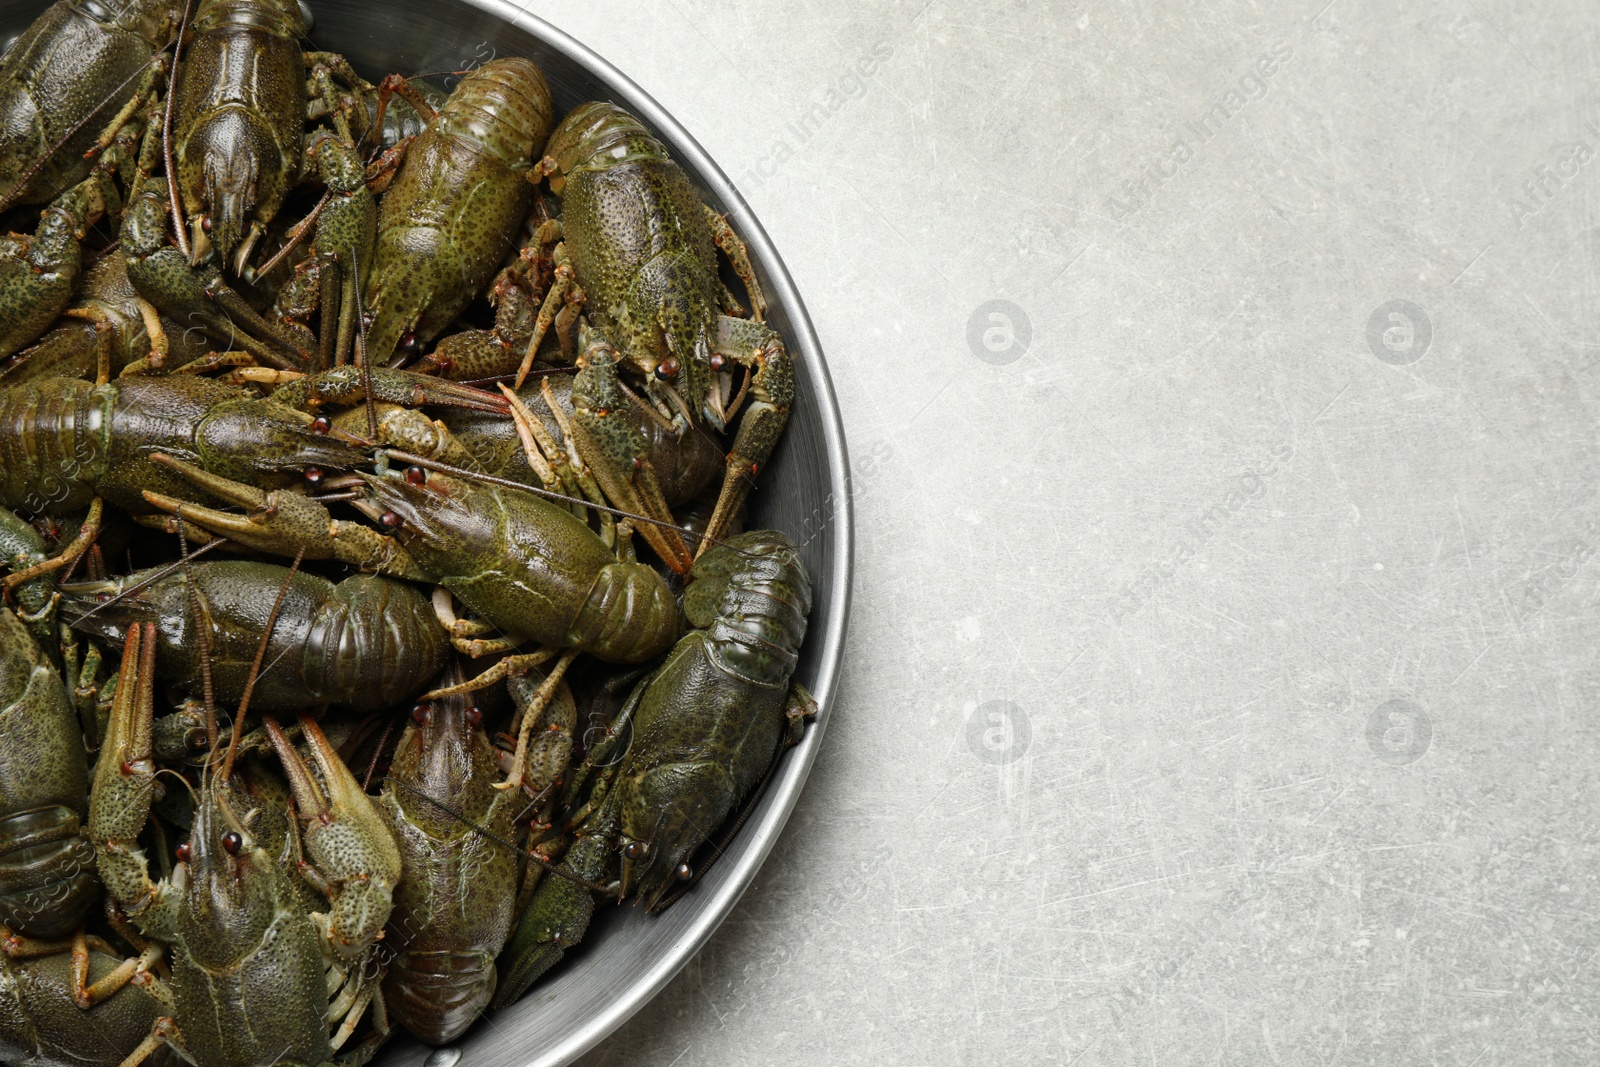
[0,2,814,1065]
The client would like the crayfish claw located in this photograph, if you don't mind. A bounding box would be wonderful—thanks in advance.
[256,365,509,415]
[380,370,511,413]
[264,716,403,962]
[493,830,610,1008]
[87,623,181,943]
[147,453,271,511]
[141,468,430,583]
[143,457,337,557]
[569,332,693,573]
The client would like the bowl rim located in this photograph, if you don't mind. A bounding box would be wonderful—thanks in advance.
[450,4,855,1065]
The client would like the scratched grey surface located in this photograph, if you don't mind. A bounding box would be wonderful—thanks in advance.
[497,1,1600,1064]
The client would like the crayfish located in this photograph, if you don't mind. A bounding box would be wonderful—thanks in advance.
[0,0,822,1059]
[498,531,816,1003]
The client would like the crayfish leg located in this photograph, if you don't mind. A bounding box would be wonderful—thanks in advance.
[362,136,411,195]
[497,648,578,792]
[70,932,163,1010]
[0,927,73,959]
[307,54,375,145]
[58,304,116,383]
[113,1015,183,1067]
[451,634,521,658]
[2,498,102,593]
[421,649,556,701]
[694,318,793,560]
[129,296,167,373]
[538,376,616,535]
[432,590,527,658]
[84,57,168,165]
[702,204,767,322]
[86,623,181,945]
[496,379,612,537]
[329,976,380,1052]
[367,72,439,148]
[785,680,819,746]
[515,239,580,390]
[564,335,693,573]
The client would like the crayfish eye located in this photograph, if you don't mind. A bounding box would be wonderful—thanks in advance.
[624,840,650,861]
[220,831,243,856]
[176,843,191,863]
[405,466,427,486]
[379,511,402,530]
[200,216,213,233]
[708,353,726,372]
[310,416,331,434]
[675,863,693,881]
[411,703,431,726]
[399,331,419,354]
[655,358,680,381]
[464,706,482,727]
[304,467,324,486]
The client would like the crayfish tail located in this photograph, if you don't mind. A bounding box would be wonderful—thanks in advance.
[0,607,98,940]
[570,561,678,664]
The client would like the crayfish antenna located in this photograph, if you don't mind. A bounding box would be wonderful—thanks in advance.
[351,248,379,439]
[172,521,216,757]
[219,547,306,782]
[162,0,195,261]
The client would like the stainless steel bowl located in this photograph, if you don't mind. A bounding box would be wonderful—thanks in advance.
[0,1,852,1064]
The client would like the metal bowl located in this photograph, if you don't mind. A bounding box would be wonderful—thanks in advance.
[0,1,852,1064]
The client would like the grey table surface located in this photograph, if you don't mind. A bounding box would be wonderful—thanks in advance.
[500,1,1600,1064]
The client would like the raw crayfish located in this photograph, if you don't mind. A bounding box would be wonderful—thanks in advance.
[64,559,449,712]
[519,102,791,569]
[172,0,372,273]
[0,8,821,1058]
[375,668,573,1045]
[361,57,554,364]
[497,530,815,1003]
[150,454,680,667]
[88,622,405,1066]
[0,0,177,209]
